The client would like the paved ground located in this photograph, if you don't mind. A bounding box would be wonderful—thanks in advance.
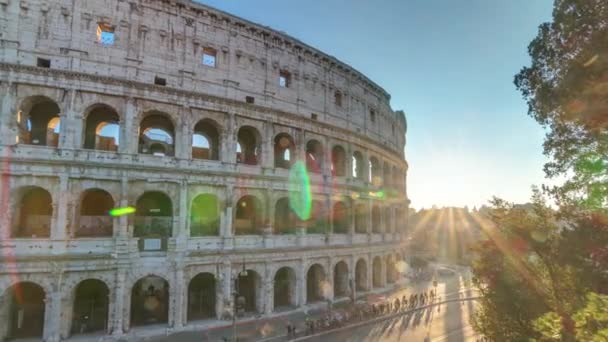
[140,264,476,342]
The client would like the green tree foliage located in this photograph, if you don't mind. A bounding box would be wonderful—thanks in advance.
[514,0,608,211]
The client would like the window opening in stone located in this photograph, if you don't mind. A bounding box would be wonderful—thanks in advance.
[134,192,172,251]
[274,133,294,169]
[130,276,169,326]
[245,96,255,104]
[274,197,296,234]
[311,113,318,121]
[193,119,219,160]
[187,273,216,321]
[76,189,114,237]
[235,195,263,235]
[369,157,381,185]
[236,126,260,165]
[306,140,323,173]
[306,264,326,303]
[352,151,364,180]
[332,201,348,234]
[154,76,166,86]
[333,261,349,298]
[370,109,376,123]
[96,23,115,45]
[202,47,217,67]
[13,186,52,238]
[334,91,342,107]
[139,113,175,157]
[4,282,46,338]
[84,105,120,151]
[355,203,367,234]
[355,259,368,292]
[279,70,290,88]
[331,145,346,177]
[17,97,61,147]
[190,194,219,236]
[306,200,326,234]
[236,270,261,314]
[37,58,50,68]
[274,267,296,310]
[71,279,109,335]
[372,205,382,233]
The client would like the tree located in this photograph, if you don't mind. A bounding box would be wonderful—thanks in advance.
[514,0,608,211]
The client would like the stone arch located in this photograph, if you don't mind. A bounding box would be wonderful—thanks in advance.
[187,272,216,321]
[273,267,296,310]
[333,261,349,298]
[306,199,327,234]
[373,256,383,288]
[83,103,120,151]
[274,133,295,169]
[352,151,364,180]
[355,202,368,234]
[372,204,382,233]
[234,195,263,235]
[274,197,297,234]
[0,281,46,339]
[332,201,349,234]
[16,95,61,147]
[383,161,391,187]
[369,156,381,185]
[138,111,175,157]
[193,118,221,160]
[386,254,397,284]
[306,139,323,173]
[130,275,170,327]
[75,188,114,237]
[236,126,261,165]
[237,269,262,314]
[306,263,327,303]
[331,145,346,177]
[71,279,110,335]
[134,191,173,250]
[190,193,220,236]
[12,186,53,238]
[355,258,368,292]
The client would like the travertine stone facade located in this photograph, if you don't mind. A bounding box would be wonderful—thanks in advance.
[0,1,409,341]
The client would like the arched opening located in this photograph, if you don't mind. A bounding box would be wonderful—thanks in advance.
[236,126,260,165]
[306,264,327,303]
[384,207,393,233]
[17,96,60,147]
[373,257,382,288]
[71,279,109,335]
[306,200,326,234]
[274,197,296,234]
[386,255,398,284]
[12,186,52,238]
[83,105,120,151]
[273,267,296,310]
[234,195,263,235]
[383,162,391,187]
[190,194,220,236]
[134,192,173,251]
[0,282,46,339]
[130,276,169,326]
[306,140,323,173]
[332,201,348,234]
[237,270,262,314]
[352,151,364,180]
[187,273,216,321]
[333,261,349,298]
[274,133,294,169]
[355,259,368,292]
[372,205,382,234]
[331,145,346,177]
[355,203,368,234]
[139,113,175,157]
[369,157,381,185]
[193,119,220,160]
[76,189,114,237]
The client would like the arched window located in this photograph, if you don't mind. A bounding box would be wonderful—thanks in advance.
[237,270,262,313]
[373,256,383,288]
[274,197,296,234]
[234,195,263,235]
[306,140,323,173]
[193,119,220,160]
[352,151,364,180]
[71,279,109,335]
[187,273,216,321]
[274,267,297,310]
[2,282,46,339]
[237,126,261,165]
[306,264,327,303]
[76,189,114,237]
[355,203,368,234]
[190,194,220,236]
[369,157,381,185]
[134,192,173,251]
[12,186,52,238]
[274,133,294,169]
[333,261,349,298]
[130,276,169,326]
[17,96,61,147]
[139,113,175,156]
[332,201,348,234]
[331,145,346,177]
[355,259,368,292]
[83,105,120,151]
[372,205,382,233]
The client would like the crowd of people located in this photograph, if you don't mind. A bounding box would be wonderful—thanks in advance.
[291,288,438,338]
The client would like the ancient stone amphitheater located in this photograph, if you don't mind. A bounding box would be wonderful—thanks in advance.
[0,0,409,340]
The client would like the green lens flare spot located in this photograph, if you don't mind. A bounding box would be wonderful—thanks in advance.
[289,160,312,220]
[109,206,136,217]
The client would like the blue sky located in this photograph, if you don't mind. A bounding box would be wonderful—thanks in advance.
[197,0,555,209]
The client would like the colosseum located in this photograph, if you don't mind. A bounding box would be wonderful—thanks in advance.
[0,0,409,340]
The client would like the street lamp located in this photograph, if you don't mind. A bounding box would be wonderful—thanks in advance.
[232,260,248,342]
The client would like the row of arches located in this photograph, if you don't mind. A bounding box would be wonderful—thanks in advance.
[0,255,402,339]
[10,187,402,238]
[16,97,405,184]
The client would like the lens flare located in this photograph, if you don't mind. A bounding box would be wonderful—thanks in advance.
[289,160,312,220]
[109,206,136,217]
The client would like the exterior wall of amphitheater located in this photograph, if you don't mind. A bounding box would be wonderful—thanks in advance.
[0,0,409,340]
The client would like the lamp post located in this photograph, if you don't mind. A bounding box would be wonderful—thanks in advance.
[232,260,248,342]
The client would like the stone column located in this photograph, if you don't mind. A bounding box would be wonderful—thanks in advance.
[367,199,373,237]
[263,263,273,315]
[175,107,191,159]
[43,289,62,342]
[366,254,373,291]
[58,89,77,149]
[0,82,16,146]
[261,121,273,169]
[222,185,234,239]
[172,267,186,328]
[120,97,137,154]
[297,258,306,306]
[380,256,387,288]
[221,113,236,164]
[112,270,128,335]
[326,258,334,302]
[217,261,232,320]
[51,175,69,241]
[177,181,188,239]
[263,189,274,248]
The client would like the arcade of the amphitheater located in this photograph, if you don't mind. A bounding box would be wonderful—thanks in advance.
[0,0,410,340]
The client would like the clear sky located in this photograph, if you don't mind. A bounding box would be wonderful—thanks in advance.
[197,0,555,209]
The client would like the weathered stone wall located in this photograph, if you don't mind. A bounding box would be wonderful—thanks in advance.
[0,1,410,341]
